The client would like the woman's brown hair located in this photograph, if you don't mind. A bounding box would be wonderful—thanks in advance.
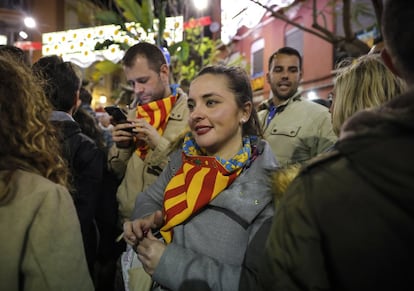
[0,55,69,204]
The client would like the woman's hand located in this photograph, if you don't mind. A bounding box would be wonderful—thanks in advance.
[136,230,166,275]
[123,210,164,246]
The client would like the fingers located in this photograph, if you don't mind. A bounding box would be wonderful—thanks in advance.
[152,210,164,228]
[123,220,147,246]
[123,212,162,245]
[135,237,165,276]
[123,221,137,245]
[112,123,135,142]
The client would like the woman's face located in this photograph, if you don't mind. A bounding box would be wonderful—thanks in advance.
[187,73,251,159]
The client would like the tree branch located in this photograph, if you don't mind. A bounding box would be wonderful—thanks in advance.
[371,0,383,34]
[342,0,353,41]
[248,0,334,43]
[311,0,336,41]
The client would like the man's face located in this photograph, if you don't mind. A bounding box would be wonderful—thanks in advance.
[267,54,302,101]
[124,56,169,105]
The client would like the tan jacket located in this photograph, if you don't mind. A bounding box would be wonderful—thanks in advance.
[108,91,189,221]
[0,170,93,291]
[258,93,337,166]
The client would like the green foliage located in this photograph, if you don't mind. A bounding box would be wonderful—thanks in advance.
[94,10,124,26]
[116,0,143,23]
[90,60,122,83]
[141,0,155,32]
[169,25,221,90]
[91,0,222,92]
[156,0,167,47]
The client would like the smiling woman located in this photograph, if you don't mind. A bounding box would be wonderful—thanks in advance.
[122,65,279,291]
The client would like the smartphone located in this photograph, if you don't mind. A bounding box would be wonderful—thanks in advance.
[104,106,133,132]
[104,106,127,123]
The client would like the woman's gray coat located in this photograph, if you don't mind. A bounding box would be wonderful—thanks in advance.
[131,139,278,291]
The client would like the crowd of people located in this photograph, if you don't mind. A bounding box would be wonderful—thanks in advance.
[1,0,413,290]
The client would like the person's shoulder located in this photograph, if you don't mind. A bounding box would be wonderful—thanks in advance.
[257,99,272,112]
[295,97,329,111]
[171,88,189,115]
[176,87,187,99]
[252,138,279,170]
[289,97,331,120]
[300,150,342,175]
[4,170,69,200]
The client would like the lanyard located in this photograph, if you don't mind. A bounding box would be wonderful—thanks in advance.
[266,104,278,127]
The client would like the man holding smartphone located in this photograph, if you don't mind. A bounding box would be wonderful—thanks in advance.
[108,42,189,223]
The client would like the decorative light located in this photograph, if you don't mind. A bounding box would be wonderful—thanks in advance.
[19,31,28,39]
[24,17,36,29]
[0,35,7,45]
[307,91,318,100]
[193,0,208,11]
[99,95,107,104]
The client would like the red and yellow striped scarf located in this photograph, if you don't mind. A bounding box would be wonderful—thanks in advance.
[134,95,177,159]
[160,133,253,243]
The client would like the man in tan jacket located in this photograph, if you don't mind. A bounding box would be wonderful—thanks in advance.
[258,47,337,166]
[108,42,189,222]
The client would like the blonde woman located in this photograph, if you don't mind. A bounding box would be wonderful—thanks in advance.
[331,53,406,136]
[0,55,93,291]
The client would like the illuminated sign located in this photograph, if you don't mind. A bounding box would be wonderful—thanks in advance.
[42,16,183,68]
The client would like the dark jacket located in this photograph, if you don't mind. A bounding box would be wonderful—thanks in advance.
[51,112,104,274]
[257,90,414,291]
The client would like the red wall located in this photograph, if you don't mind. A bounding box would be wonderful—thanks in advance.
[233,0,335,102]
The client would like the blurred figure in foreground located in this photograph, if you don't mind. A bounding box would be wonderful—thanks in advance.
[255,1,414,290]
[0,55,93,290]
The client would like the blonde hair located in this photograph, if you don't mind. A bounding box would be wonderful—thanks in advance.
[0,55,69,203]
[332,54,406,136]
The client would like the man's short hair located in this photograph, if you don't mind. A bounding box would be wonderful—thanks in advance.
[268,47,303,71]
[79,87,93,105]
[382,0,414,77]
[0,45,30,66]
[122,42,167,73]
[33,56,81,112]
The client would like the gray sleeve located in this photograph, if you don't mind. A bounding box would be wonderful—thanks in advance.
[153,237,241,291]
[152,204,275,291]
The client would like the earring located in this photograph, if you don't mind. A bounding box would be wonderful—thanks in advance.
[240,119,246,124]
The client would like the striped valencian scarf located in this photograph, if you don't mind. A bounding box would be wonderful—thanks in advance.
[160,132,255,243]
[134,95,177,159]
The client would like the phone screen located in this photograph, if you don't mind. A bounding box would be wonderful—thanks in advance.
[104,106,134,133]
[104,106,127,123]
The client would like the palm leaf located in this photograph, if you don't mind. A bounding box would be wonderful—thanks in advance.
[141,0,154,32]
[95,10,124,25]
[116,0,143,22]
[91,60,122,82]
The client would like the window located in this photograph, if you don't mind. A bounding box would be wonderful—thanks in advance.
[285,28,303,56]
[251,38,264,78]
